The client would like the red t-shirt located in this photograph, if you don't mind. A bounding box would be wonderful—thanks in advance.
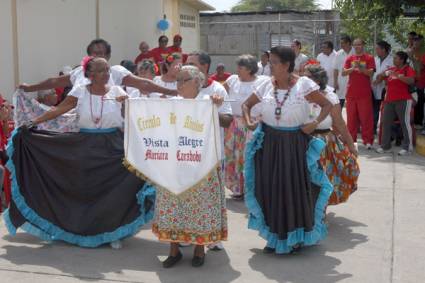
[344,53,376,99]
[167,46,182,54]
[210,72,231,85]
[150,47,169,64]
[134,51,153,65]
[385,65,416,102]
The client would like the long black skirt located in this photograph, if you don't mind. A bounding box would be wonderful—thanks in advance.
[3,127,155,247]
[244,123,333,254]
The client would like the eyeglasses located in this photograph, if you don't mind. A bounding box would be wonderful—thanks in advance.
[176,77,193,84]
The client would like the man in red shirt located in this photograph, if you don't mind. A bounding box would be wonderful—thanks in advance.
[210,63,231,84]
[343,38,376,149]
[150,35,170,65]
[134,41,153,65]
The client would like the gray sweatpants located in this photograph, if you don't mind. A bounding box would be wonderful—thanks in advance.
[381,100,413,151]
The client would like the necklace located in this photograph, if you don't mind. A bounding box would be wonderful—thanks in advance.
[273,76,293,121]
[89,87,105,128]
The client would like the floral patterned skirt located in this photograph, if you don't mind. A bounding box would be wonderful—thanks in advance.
[13,90,79,132]
[152,168,227,245]
[224,116,252,196]
[314,131,360,205]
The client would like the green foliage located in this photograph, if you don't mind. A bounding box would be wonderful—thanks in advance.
[231,0,318,12]
[335,0,425,50]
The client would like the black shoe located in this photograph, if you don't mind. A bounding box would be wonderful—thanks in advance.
[162,252,183,268]
[290,244,303,254]
[263,246,275,254]
[191,255,205,267]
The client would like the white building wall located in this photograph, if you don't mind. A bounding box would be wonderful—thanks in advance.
[179,1,200,53]
[0,0,16,99]
[0,0,205,101]
[99,0,164,65]
[17,0,96,85]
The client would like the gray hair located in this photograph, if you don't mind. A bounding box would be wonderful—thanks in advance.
[37,89,55,99]
[236,54,259,75]
[137,59,156,75]
[304,64,328,90]
[180,65,205,91]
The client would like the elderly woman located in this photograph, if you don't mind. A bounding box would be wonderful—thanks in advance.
[153,65,227,268]
[150,53,182,98]
[222,54,268,199]
[36,89,59,107]
[137,59,158,80]
[242,46,333,254]
[127,59,158,98]
[3,57,155,249]
[303,64,359,205]
[13,89,79,133]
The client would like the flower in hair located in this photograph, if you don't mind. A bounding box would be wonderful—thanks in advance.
[81,56,94,72]
[166,55,175,64]
[304,59,320,67]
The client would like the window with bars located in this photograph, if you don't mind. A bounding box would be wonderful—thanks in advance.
[180,14,196,28]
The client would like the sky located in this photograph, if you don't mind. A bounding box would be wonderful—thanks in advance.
[203,0,333,11]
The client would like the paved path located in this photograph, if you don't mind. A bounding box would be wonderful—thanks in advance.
[0,145,424,283]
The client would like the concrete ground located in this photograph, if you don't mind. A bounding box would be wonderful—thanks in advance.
[0,144,424,283]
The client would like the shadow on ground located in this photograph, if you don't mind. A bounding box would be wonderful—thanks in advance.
[1,233,241,283]
[247,212,368,283]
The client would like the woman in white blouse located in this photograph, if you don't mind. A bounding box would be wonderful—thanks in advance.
[222,54,268,199]
[153,66,227,268]
[303,64,359,206]
[150,53,182,98]
[241,46,333,254]
[4,57,155,250]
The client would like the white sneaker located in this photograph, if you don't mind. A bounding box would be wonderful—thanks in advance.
[207,242,224,251]
[365,144,373,150]
[110,240,122,249]
[375,147,391,154]
[398,149,411,156]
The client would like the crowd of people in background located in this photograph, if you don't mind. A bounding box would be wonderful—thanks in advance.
[0,29,424,269]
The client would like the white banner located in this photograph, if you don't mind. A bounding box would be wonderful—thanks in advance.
[124,98,222,195]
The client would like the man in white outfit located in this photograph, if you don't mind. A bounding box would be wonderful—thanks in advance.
[317,41,337,87]
[372,40,393,133]
[291,40,309,75]
[333,35,354,108]
[256,51,272,76]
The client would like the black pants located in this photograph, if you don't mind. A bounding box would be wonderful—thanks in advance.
[414,88,424,126]
[381,100,413,151]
